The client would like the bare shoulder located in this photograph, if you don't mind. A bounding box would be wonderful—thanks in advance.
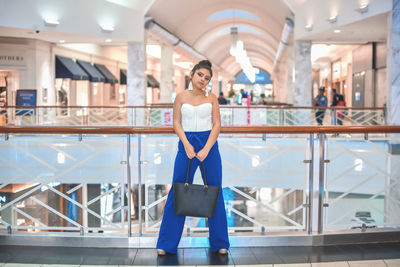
[174,91,188,104]
[208,92,218,103]
[175,91,186,100]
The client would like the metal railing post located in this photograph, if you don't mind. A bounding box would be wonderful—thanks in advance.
[231,107,234,126]
[307,133,314,234]
[318,133,326,234]
[134,107,137,126]
[36,107,39,125]
[126,134,132,237]
[138,134,143,236]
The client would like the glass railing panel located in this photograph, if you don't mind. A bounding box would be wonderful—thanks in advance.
[220,107,233,126]
[140,133,311,234]
[323,134,400,230]
[145,107,173,126]
[1,127,399,238]
[87,107,128,126]
[0,133,130,236]
[283,109,314,126]
[345,109,385,126]
[0,106,387,126]
[249,109,280,126]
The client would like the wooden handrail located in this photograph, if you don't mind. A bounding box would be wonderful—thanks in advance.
[3,105,385,110]
[1,126,399,134]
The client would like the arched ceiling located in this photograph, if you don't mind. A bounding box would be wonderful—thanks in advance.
[205,33,277,67]
[147,0,293,78]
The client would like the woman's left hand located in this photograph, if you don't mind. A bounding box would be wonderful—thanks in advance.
[196,148,209,162]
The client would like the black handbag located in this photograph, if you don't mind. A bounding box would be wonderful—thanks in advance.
[173,159,220,218]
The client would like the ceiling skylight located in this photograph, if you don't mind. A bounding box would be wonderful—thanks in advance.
[207,9,260,21]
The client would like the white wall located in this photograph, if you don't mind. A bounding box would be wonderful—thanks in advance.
[211,71,219,96]
[364,69,375,107]
[272,43,294,104]
[0,38,53,105]
[36,40,54,105]
[346,63,353,107]
[174,68,185,96]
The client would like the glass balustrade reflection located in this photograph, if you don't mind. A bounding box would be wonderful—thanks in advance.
[1,131,399,237]
[0,106,385,127]
[323,135,400,231]
[0,134,131,235]
[140,133,310,234]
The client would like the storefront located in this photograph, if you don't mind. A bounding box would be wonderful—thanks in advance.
[55,55,89,116]
[76,60,106,106]
[1,50,28,108]
[94,64,119,106]
[119,69,127,105]
[0,38,54,125]
[0,71,9,125]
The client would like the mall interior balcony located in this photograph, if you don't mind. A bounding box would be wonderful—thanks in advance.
[1,0,400,266]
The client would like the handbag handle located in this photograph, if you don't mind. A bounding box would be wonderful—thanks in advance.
[185,159,208,189]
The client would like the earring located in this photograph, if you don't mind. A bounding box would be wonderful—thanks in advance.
[188,81,193,90]
[204,87,209,97]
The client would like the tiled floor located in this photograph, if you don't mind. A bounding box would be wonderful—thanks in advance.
[0,242,399,266]
[1,261,400,266]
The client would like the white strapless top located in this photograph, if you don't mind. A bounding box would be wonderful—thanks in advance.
[181,103,212,132]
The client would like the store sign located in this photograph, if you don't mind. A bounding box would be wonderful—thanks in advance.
[332,62,341,80]
[16,89,37,115]
[0,54,26,66]
[0,195,6,203]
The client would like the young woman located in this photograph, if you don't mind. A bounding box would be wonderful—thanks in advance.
[156,60,230,255]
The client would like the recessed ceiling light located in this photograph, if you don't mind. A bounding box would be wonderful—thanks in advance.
[305,24,313,31]
[105,39,112,43]
[327,15,338,24]
[43,16,60,26]
[334,29,341,33]
[100,25,114,33]
[59,40,65,43]
[355,4,368,13]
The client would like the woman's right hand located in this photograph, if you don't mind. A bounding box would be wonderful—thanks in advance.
[184,143,196,159]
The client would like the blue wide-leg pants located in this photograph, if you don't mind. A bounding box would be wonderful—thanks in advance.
[156,130,230,254]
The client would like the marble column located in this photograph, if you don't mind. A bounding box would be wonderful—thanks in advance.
[386,0,400,227]
[272,43,294,105]
[160,45,174,103]
[211,70,219,96]
[286,44,295,105]
[387,1,400,125]
[294,40,312,106]
[272,67,286,104]
[294,40,312,125]
[127,42,145,126]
